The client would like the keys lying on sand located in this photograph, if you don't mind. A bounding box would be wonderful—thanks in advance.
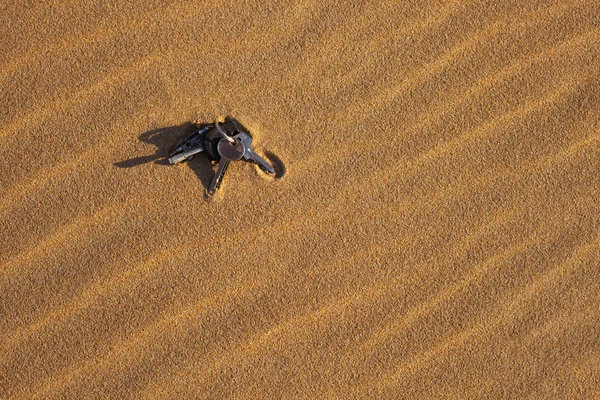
[169,119,275,195]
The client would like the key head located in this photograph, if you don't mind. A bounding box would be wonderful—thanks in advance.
[217,138,245,160]
[232,132,253,150]
[203,121,240,160]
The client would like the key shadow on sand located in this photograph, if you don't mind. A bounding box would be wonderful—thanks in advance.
[113,122,215,190]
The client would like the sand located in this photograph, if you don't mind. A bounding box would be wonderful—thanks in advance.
[1,0,599,398]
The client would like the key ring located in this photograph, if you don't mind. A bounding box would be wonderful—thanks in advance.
[215,118,235,144]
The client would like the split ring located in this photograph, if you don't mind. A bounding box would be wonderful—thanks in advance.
[215,118,235,143]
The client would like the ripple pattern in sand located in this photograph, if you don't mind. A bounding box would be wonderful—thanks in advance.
[1,0,599,398]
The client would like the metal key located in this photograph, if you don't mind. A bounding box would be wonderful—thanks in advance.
[168,126,211,164]
[168,146,203,164]
[231,132,275,174]
[207,137,245,195]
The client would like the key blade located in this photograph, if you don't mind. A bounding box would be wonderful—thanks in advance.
[208,158,230,195]
[168,145,204,164]
[245,148,275,174]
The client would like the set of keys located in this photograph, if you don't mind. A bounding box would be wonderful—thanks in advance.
[168,119,275,195]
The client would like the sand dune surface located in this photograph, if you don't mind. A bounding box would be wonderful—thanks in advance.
[1,0,600,398]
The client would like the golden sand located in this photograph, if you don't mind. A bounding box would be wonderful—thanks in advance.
[1,0,599,398]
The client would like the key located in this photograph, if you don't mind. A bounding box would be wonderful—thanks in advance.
[168,126,210,164]
[207,137,246,195]
[232,132,275,174]
[168,146,203,164]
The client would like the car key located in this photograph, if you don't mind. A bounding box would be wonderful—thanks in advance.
[168,126,211,164]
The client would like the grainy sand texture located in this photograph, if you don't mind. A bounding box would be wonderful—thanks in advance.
[1,0,600,398]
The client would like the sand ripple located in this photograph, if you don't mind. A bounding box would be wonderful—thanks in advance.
[1,0,599,398]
